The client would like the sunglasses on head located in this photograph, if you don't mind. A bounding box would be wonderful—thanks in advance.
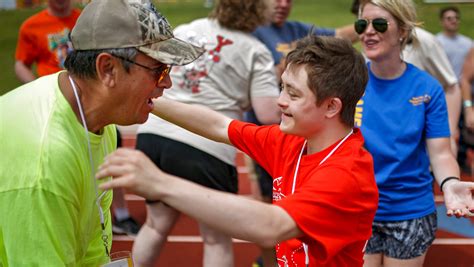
[354,18,390,34]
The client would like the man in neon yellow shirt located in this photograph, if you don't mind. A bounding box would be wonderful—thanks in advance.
[0,0,203,265]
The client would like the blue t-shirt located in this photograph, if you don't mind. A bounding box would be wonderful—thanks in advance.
[357,63,450,221]
[253,21,335,65]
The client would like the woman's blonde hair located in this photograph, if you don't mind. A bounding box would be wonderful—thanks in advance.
[209,0,273,33]
[359,0,421,49]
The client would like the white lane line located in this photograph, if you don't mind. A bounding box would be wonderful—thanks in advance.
[433,238,474,245]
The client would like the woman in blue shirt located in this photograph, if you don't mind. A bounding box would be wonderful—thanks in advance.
[355,0,474,266]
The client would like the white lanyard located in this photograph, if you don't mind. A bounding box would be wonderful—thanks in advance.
[69,75,110,257]
[291,130,353,266]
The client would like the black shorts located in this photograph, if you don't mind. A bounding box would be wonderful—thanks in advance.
[254,162,273,199]
[136,133,238,193]
[365,212,437,259]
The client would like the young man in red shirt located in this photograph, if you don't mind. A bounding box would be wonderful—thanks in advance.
[97,35,379,267]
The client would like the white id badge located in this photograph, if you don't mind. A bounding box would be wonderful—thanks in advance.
[102,258,132,267]
[102,251,133,267]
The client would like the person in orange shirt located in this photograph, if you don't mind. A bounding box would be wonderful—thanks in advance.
[14,0,80,83]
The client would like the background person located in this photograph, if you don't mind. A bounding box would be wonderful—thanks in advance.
[354,0,474,266]
[351,0,461,156]
[459,48,474,172]
[14,0,80,83]
[0,0,203,265]
[97,35,379,267]
[253,0,358,82]
[436,6,474,169]
[461,48,474,131]
[436,6,473,79]
[133,0,280,266]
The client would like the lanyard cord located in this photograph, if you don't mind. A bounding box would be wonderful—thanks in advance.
[69,75,110,258]
[291,129,353,194]
[291,129,353,266]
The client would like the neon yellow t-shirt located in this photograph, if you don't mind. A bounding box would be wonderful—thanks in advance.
[0,72,115,266]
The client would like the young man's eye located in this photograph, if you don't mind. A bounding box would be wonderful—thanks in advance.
[288,92,298,99]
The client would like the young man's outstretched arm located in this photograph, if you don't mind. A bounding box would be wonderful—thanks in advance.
[152,98,232,145]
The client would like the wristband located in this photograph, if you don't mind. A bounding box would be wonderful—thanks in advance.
[463,100,472,108]
[440,176,460,192]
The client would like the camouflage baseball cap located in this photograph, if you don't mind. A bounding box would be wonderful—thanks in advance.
[70,0,204,65]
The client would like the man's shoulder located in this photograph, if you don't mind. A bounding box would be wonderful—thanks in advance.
[284,20,310,28]
[458,34,473,45]
[71,8,81,18]
[20,9,50,28]
[253,21,309,46]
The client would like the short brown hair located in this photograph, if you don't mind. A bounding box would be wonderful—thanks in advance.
[286,35,368,127]
[209,0,271,33]
[439,6,460,19]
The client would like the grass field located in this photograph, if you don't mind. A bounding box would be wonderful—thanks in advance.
[0,0,473,95]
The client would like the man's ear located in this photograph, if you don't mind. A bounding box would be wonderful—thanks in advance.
[325,97,343,119]
[96,53,117,88]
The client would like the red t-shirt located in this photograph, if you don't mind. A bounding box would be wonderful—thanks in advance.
[15,9,81,77]
[228,120,378,267]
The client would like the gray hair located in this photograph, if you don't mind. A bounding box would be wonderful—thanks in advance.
[64,47,138,79]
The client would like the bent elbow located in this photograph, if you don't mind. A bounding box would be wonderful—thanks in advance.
[254,232,280,248]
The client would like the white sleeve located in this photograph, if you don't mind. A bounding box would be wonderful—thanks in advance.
[414,28,458,88]
[249,44,280,99]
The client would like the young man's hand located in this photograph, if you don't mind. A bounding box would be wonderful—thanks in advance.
[96,148,164,201]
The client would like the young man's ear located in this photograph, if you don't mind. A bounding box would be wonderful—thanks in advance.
[325,97,343,119]
[96,53,118,88]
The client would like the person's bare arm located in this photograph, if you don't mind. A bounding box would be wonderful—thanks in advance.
[335,24,358,43]
[97,149,303,247]
[461,48,474,130]
[251,96,281,125]
[444,83,461,155]
[131,220,162,266]
[14,60,35,83]
[131,204,175,266]
[427,137,474,217]
[152,97,232,144]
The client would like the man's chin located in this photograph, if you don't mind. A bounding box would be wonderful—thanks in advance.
[273,16,287,27]
[122,113,149,126]
[137,113,150,124]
